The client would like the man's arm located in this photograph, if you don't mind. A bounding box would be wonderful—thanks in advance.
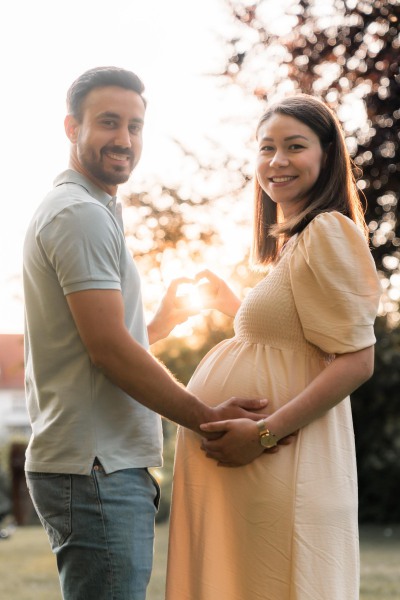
[66,289,267,436]
[147,278,197,345]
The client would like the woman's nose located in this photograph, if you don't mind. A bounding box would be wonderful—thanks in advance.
[270,151,289,167]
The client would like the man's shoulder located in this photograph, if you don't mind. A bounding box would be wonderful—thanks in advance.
[50,169,105,207]
[53,169,112,206]
[32,172,110,232]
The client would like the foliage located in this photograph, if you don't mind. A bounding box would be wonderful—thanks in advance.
[222,0,400,322]
[153,313,234,385]
[122,145,257,323]
[352,317,400,523]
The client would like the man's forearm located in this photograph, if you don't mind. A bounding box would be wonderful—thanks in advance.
[90,328,213,433]
[66,289,212,431]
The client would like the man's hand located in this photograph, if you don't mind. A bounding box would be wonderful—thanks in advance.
[212,396,268,423]
[200,397,268,442]
[148,278,199,344]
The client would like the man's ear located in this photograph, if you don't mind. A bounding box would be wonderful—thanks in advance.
[64,114,79,143]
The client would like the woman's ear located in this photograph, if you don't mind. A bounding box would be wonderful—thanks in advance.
[64,114,79,143]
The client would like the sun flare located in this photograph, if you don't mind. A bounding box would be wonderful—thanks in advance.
[176,283,204,311]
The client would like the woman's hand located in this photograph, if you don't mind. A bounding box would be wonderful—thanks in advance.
[195,269,241,317]
[147,278,199,344]
[200,419,264,467]
[200,418,297,467]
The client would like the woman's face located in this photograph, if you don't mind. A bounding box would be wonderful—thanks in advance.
[256,113,325,219]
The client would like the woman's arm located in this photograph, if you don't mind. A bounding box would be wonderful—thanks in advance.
[196,269,241,317]
[200,345,374,466]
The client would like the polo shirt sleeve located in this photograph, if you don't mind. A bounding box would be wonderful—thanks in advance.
[39,201,123,295]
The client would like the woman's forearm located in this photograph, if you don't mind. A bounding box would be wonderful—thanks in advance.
[266,345,375,439]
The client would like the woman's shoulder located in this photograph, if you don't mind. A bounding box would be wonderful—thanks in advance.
[308,210,361,231]
[300,210,366,246]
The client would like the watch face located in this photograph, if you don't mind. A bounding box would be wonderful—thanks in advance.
[260,433,278,448]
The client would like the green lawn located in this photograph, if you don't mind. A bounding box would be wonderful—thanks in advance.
[0,522,398,599]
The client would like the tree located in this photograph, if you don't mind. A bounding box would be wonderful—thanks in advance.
[352,319,400,522]
[222,0,400,323]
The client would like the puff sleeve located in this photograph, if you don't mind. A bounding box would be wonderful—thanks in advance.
[289,211,381,354]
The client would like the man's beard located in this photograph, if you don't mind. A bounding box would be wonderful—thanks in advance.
[78,145,134,186]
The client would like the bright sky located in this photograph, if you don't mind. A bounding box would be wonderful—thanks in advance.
[0,0,234,331]
[0,0,292,333]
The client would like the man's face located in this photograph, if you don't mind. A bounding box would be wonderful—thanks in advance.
[67,86,145,194]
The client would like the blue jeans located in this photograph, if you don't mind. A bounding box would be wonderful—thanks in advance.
[26,461,160,600]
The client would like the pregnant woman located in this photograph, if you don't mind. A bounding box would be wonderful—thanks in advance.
[165,94,381,600]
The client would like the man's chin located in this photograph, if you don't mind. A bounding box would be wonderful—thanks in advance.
[101,167,132,186]
[108,173,131,185]
[81,159,134,188]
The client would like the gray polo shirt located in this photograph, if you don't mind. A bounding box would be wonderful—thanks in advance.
[23,170,163,475]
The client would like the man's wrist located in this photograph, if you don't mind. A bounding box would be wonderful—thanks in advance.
[147,319,171,345]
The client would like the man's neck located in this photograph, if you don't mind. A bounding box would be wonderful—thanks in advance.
[68,159,118,197]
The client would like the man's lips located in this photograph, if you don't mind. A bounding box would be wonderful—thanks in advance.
[103,150,133,163]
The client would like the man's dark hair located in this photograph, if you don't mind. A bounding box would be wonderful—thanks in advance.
[66,66,146,121]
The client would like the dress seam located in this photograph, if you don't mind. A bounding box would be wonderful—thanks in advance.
[288,427,302,600]
[233,338,325,359]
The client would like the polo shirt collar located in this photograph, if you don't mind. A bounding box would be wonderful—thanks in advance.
[53,169,116,208]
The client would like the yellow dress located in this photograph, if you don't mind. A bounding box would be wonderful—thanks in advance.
[165,212,381,600]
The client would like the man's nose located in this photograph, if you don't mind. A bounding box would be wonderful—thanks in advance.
[114,126,132,147]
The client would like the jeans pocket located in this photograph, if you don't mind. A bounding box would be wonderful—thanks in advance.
[26,472,72,550]
[146,468,161,511]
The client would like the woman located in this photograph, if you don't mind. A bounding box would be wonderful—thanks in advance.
[165,95,381,600]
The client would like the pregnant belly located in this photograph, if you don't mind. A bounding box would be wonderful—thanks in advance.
[187,338,305,412]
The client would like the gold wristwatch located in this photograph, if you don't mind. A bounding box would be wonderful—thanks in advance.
[257,419,279,449]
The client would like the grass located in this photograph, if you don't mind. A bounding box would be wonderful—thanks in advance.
[0,522,399,599]
[359,525,400,599]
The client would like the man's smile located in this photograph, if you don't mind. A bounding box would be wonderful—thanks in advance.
[103,150,132,163]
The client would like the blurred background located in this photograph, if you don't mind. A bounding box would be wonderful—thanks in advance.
[0,0,399,543]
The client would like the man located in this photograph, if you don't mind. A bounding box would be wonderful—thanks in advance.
[23,66,266,600]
